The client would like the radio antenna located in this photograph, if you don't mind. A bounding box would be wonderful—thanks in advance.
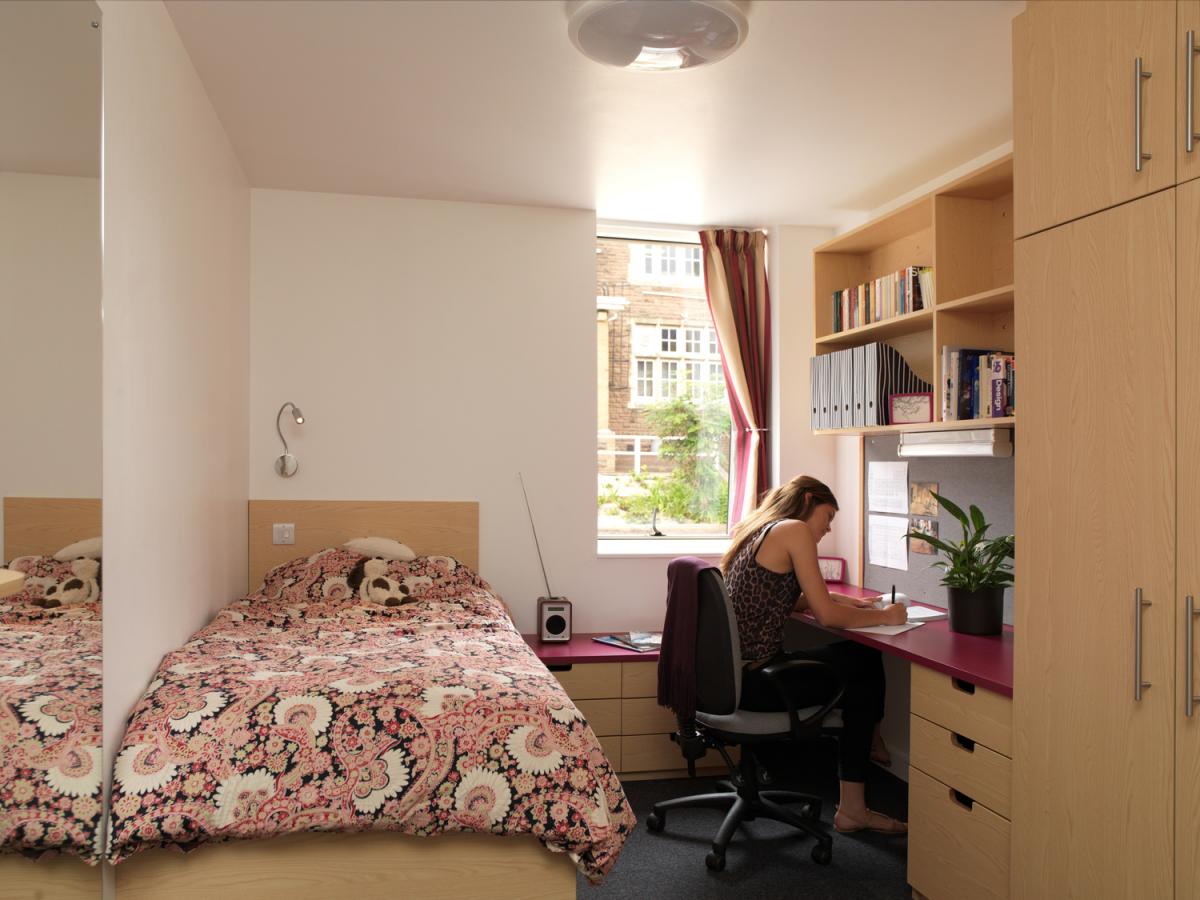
[518,472,555,598]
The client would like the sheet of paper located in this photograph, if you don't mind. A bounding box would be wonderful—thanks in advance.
[868,514,909,570]
[845,622,924,636]
[868,461,909,514]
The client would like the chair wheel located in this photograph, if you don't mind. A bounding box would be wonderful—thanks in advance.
[799,802,822,821]
[646,812,664,833]
[705,850,726,872]
[811,844,833,865]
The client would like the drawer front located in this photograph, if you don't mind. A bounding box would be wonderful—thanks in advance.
[910,665,1012,756]
[908,766,1010,900]
[597,735,621,772]
[909,714,1011,819]
[576,699,621,737]
[621,661,658,698]
[621,697,676,736]
[619,734,683,772]
[552,663,621,700]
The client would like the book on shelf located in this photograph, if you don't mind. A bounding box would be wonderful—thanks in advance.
[941,347,1015,421]
[831,265,930,333]
[592,632,662,653]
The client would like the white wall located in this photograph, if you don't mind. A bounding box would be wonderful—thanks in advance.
[769,225,859,564]
[0,172,101,558]
[251,190,653,633]
[99,0,250,816]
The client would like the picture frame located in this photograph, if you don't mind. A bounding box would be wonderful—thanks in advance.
[817,556,847,583]
[889,392,934,424]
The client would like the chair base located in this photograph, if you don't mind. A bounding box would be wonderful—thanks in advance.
[646,750,834,872]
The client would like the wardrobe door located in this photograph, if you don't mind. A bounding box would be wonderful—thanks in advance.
[1014,0,1175,237]
[1014,189,1176,899]
[1178,178,1200,900]
[1182,1,1200,185]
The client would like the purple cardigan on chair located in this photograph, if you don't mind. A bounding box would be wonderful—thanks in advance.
[657,556,718,721]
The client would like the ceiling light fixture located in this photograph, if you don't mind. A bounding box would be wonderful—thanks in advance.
[566,0,749,72]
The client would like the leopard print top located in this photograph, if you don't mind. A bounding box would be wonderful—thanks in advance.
[725,519,800,662]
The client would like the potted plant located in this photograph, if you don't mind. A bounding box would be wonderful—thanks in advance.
[905,493,1014,636]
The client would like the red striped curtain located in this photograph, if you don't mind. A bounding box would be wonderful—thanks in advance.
[699,229,771,527]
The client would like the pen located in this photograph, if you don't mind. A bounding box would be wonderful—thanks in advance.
[891,585,896,605]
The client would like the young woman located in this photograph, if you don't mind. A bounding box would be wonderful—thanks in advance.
[722,474,908,835]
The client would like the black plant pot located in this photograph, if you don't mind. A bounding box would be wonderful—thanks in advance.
[947,587,1005,636]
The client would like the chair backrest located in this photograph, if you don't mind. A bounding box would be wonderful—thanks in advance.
[694,567,744,716]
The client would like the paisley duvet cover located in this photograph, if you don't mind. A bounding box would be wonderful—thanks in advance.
[107,550,634,882]
[0,556,104,863]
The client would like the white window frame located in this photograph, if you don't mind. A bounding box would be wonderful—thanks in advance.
[598,223,738,552]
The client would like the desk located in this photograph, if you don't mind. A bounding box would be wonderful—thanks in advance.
[798,583,1014,900]
[522,633,717,778]
[797,583,1013,697]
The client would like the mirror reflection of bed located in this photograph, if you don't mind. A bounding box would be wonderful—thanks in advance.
[0,498,103,899]
[110,500,617,900]
[0,0,103,896]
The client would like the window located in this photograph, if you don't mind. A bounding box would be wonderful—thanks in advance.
[636,360,654,399]
[626,243,706,288]
[598,234,733,538]
[660,327,678,353]
[661,361,678,398]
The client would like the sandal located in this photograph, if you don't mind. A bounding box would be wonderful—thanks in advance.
[833,807,908,835]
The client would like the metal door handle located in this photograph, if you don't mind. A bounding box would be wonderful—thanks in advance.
[1135,587,1151,701]
[1188,596,1200,717]
[1136,57,1153,172]
[1189,33,1200,153]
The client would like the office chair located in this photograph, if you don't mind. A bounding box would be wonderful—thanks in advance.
[649,563,844,872]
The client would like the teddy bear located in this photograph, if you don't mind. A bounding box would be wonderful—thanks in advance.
[32,557,101,609]
[347,557,415,608]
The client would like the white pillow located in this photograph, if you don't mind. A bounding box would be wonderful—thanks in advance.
[53,537,102,561]
[343,537,416,562]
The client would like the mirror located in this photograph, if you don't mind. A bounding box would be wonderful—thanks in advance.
[0,0,103,892]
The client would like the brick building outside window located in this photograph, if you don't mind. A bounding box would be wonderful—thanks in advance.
[596,236,731,537]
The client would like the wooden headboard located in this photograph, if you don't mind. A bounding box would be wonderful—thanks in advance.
[247,500,479,592]
[3,497,101,561]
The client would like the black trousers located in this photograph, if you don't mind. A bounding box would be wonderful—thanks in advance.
[739,640,886,783]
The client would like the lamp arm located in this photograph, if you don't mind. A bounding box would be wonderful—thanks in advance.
[276,402,292,457]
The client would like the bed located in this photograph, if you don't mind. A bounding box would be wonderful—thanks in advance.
[111,500,633,900]
[0,497,103,900]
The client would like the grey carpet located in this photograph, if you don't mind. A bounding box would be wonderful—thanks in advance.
[579,742,910,899]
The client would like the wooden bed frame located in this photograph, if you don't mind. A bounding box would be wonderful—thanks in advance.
[0,497,103,899]
[2,496,101,562]
[116,499,577,900]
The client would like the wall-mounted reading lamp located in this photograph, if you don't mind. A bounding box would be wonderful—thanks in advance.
[275,402,305,477]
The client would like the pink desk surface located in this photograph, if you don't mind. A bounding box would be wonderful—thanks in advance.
[801,583,1014,698]
[522,632,660,665]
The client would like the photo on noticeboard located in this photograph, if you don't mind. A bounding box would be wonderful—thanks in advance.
[910,516,938,555]
[909,482,939,517]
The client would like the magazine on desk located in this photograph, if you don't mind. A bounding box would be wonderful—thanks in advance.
[593,632,662,652]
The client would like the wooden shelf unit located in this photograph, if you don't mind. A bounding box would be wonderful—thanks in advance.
[813,155,1015,436]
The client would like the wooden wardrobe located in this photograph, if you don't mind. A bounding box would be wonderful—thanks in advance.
[1013,2,1200,898]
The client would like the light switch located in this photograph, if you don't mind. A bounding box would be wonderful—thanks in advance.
[272,523,295,545]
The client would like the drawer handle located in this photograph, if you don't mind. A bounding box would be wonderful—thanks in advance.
[951,678,976,695]
[549,664,573,673]
[949,788,975,811]
[950,732,976,753]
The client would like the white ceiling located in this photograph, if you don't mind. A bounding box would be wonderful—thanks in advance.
[165,0,1022,228]
[0,0,102,177]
